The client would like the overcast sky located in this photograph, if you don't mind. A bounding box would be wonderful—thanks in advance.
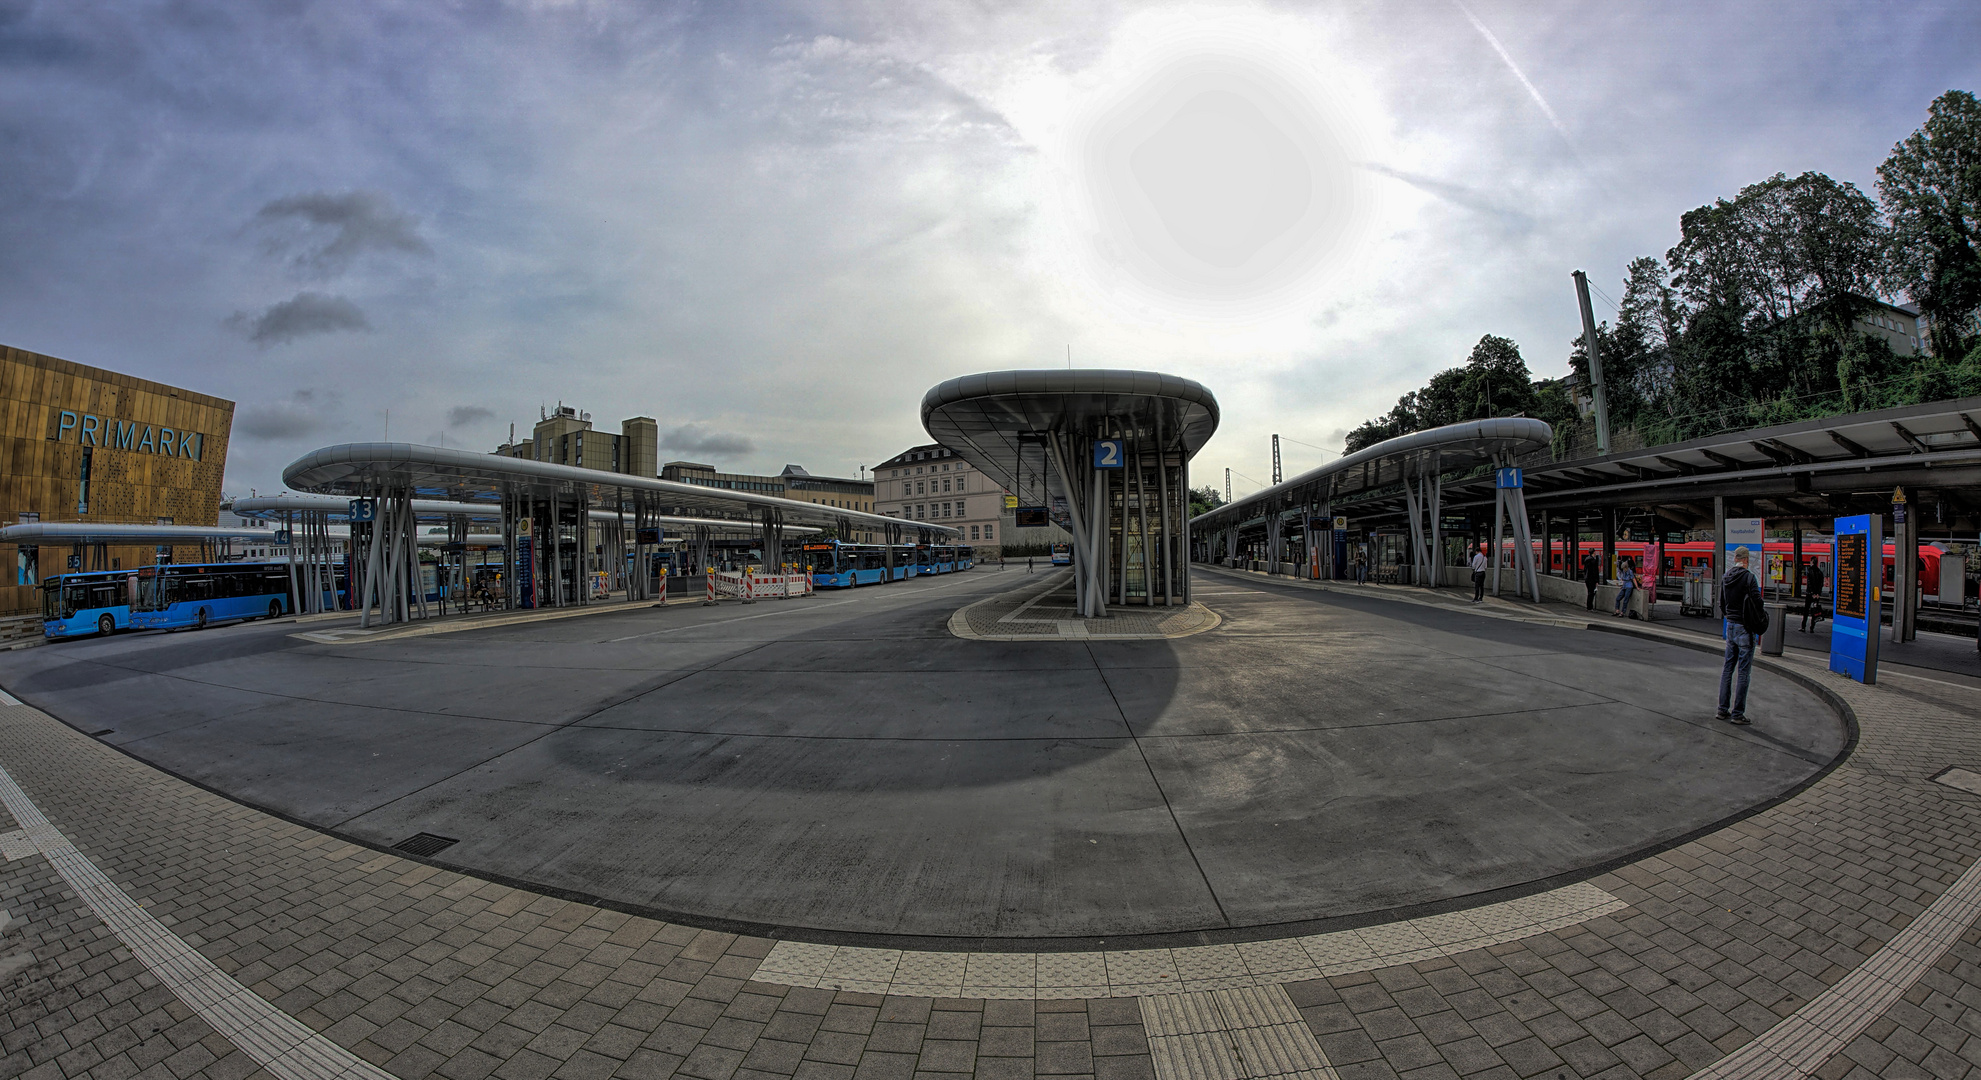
[3,1,1976,500]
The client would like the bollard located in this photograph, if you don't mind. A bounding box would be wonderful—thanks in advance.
[656,567,668,608]
[704,567,716,606]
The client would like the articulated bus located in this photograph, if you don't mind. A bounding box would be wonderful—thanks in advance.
[806,541,976,588]
[130,563,293,631]
[41,570,140,639]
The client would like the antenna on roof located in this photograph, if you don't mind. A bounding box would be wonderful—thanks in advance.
[1067,344,1072,369]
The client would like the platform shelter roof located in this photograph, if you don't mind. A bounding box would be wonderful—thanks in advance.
[919,369,1219,504]
[1191,417,1554,532]
[281,442,956,537]
[0,523,284,546]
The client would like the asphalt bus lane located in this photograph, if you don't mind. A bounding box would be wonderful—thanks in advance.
[0,566,1848,948]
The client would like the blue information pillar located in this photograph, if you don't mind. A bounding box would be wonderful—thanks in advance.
[1828,514,1881,684]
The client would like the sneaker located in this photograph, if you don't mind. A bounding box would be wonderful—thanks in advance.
[1715,711,1730,721]
[1724,714,1751,726]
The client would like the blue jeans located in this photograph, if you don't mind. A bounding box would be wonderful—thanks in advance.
[1719,620,1755,718]
[1613,583,1633,613]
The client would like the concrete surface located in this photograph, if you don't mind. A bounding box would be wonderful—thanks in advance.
[0,566,1845,946]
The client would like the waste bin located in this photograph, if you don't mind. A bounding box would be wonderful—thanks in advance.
[1762,602,1787,655]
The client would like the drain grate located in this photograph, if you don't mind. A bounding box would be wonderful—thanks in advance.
[392,833,459,858]
[1933,767,1981,797]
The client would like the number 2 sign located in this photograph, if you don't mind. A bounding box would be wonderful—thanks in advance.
[1093,439,1124,469]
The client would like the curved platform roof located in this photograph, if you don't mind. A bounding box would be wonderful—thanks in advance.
[0,523,284,546]
[227,494,817,537]
[1192,416,1553,531]
[282,442,956,537]
[920,369,1220,503]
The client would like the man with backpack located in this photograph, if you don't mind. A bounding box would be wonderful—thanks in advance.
[1717,546,1767,725]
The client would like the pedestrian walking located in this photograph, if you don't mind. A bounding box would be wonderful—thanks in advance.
[1717,547,1765,725]
[1581,550,1600,610]
[1611,558,1636,616]
[1799,558,1826,632]
[1469,544,1489,603]
[1353,549,1368,584]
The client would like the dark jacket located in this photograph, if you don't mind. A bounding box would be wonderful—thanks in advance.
[1721,565,1760,621]
[1803,561,1825,594]
[1581,555,1600,585]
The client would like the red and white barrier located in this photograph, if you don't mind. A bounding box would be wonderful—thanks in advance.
[705,569,812,604]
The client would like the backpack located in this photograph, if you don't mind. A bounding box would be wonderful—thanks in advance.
[1737,572,1770,635]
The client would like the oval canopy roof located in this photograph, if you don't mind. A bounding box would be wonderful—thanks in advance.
[282,442,955,537]
[1192,416,1554,531]
[920,369,1220,504]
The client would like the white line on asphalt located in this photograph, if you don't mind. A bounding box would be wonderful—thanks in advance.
[0,751,395,1080]
[604,573,998,642]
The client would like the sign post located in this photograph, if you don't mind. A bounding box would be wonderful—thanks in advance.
[1829,514,1881,684]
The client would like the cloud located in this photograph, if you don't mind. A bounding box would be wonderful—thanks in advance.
[227,291,370,346]
[1356,163,1534,230]
[253,190,432,276]
[660,423,754,458]
[237,389,332,440]
[447,405,495,427]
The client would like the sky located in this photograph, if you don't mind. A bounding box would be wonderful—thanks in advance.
[2,1,1977,502]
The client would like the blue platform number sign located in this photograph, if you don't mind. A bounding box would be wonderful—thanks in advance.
[1829,514,1881,684]
[347,498,376,523]
[274,529,292,545]
[1093,439,1124,469]
[1495,467,1523,489]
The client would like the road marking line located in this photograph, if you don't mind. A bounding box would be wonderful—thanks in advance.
[0,758,396,1080]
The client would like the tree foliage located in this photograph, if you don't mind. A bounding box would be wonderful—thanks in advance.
[1878,89,1981,358]
[1188,485,1224,518]
[1342,89,1981,458]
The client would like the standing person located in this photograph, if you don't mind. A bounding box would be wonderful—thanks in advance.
[1470,543,1489,603]
[1581,550,1601,610]
[1354,548,1368,584]
[1611,558,1636,616]
[1718,547,1763,725]
[1799,557,1826,632]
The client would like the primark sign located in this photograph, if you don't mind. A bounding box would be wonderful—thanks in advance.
[50,410,206,461]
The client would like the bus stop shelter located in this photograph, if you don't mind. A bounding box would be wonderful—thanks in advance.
[921,369,1219,618]
[283,442,954,626]
[1190,417,1554,599]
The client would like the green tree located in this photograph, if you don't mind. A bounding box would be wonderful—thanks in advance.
[1342,335,1538,453]
[1188,485,1224,518]
[1878,89,1981,358]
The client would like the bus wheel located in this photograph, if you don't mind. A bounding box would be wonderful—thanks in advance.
[98,614,114,636]
[196,608,209,630]
[268,600,283,620]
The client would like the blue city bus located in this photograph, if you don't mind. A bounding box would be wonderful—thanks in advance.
[920,545,959,574]
[130,562,293,631]
[956,545,975,570]
[40,570,139,639]
[803,541,890,588]
[889,544,918,580]
[1050,543,1073,566]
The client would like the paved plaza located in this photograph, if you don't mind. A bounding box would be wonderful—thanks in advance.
[2,568,1980,1080]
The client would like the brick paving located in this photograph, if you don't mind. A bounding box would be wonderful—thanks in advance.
[3,591,1981,1080]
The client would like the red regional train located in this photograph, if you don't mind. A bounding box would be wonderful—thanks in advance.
[1516,538,1947,594]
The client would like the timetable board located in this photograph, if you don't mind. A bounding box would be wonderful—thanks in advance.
[1829,515,1880,684]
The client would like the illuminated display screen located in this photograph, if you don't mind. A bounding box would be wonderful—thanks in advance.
[1835,532,1867,621]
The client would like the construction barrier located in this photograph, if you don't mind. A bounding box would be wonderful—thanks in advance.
[704,568,813,605]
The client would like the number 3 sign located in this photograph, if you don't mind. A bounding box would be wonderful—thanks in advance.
[1093,439,1124,469]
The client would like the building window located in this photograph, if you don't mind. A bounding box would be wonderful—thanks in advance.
[984,524,993,540]
[18,512,37,524]
[942,478,950,492]
[956,476,965,492]
[971,525,980,539]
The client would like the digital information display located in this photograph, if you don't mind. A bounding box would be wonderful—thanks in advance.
[1014,506,1049,528]
[1834,532,1867,621]
[1829,515,1880,684]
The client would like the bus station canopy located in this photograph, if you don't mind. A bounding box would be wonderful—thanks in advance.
[281,442,956,538]
[0,523,286,546]
[227,494,817,538]
[1191,417,1554,534]
[920,369,1220,506]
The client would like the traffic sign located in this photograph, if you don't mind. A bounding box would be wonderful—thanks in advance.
[1093,439,1124,469]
